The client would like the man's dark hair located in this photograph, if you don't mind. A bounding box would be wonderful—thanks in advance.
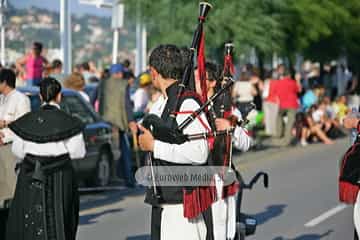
[52,59,62,69]
[33,42,43,52]
[0,68,16,88]
[206,62,222,82]
[149,44,183,80]
[81,62,90,71]
[179,46,191,72]
[40,77,62,102]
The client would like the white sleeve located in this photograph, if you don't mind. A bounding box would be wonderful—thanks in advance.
[1,96,31,144]
[231,107,251,152]
[15,95,31,120]
[11,134,26,160]
[64,133,86,159]
[232,126,251,152]
[153,99,209,165]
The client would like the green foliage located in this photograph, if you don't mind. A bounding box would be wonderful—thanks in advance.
[124,0,360,68]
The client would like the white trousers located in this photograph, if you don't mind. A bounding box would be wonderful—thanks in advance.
[161,204,207,240]
[354,192,360,236]
[212,175,237,240]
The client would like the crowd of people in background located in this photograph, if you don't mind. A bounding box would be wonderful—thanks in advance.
[3,41,359,153]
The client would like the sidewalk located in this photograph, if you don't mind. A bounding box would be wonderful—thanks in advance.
[234,137,348,168]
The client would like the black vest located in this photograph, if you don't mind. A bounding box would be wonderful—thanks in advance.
[145,82,204,206]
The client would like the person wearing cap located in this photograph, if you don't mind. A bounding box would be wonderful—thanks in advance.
[133,72,152,116]
[98,63,137,187]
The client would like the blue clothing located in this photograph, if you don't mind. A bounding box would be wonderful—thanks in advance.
[26,78,42,87]
[125,85,134,122]
[302,90,317,111]
[118,131,135,186]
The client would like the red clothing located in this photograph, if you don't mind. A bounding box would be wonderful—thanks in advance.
[274,77,300,110]
[266,79,279,104]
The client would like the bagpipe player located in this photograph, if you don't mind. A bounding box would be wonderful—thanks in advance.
[138,44,212,240]
[194,61,252,240]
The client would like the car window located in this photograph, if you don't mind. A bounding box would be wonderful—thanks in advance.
[61,95,96,124]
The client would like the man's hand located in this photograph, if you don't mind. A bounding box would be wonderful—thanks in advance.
[138,125,154,152]
[215,118,232,131]
[128,121,138,135]
[343,116,359,129]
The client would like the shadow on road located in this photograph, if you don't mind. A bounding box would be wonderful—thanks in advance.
[273,230,333,240]
[80,209,123,225]
[253,204,287,225]
[126,235,150,240]
[78,186,145,226]
[80,186,145,212]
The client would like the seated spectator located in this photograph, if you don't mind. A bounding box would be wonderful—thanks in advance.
[332,95,348,124]
[63,72,90,102]
[305,105,334,145]
[302,86,318,111]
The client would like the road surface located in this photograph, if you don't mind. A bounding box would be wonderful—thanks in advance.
[77,138,353,240]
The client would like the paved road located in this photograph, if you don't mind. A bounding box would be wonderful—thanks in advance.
[77,138,353,240]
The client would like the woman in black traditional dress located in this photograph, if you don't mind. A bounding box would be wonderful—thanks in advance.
[6,77,86,240]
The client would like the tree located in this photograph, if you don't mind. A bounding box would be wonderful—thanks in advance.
[124,0,360,71]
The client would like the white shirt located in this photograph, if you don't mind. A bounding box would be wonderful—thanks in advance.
[133,88,149,112]
[150,95,210,165]
[0,90,31,143]
[11,102,86,160]
[312,109,324,123]
[231,108,252,152]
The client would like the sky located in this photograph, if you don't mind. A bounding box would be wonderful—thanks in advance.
[10,0,112,17]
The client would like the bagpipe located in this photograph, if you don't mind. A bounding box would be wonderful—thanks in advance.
[143,1,214,141]
[142,1,213,204]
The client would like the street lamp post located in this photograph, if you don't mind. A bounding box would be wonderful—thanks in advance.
[111,1,124,64]
[0,0,7,66]
[60,0,71,74]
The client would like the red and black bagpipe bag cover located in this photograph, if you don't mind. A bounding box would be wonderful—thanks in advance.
[339,139,360,204]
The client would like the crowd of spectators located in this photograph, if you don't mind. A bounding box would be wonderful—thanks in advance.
[5,41,359,152]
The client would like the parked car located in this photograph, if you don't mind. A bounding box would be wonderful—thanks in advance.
[18,86,120,187]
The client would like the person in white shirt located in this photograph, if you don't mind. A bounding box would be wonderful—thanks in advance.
[195,62,252,240]
[6,77,86,240]
[0,69,30,239]
[138,44,210,240]
[133,72,151,114]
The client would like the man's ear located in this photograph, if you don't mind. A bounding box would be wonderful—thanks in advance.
[149,66,158,80]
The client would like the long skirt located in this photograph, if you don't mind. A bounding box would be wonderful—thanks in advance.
[5,154,79,240]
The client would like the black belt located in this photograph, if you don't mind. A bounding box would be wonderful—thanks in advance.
[23,154,71,182]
